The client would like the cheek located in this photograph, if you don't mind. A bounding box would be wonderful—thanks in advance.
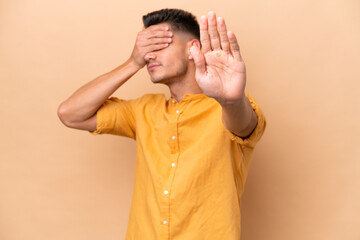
[159,45,188,69]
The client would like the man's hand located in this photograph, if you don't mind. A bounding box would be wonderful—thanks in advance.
[190,11,257,138]
[130,25,173,69]
[189,11,246,105]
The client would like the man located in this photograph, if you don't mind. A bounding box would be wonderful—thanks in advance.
[58,8,266,240]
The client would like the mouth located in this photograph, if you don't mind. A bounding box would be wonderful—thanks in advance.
[147,63,161,71]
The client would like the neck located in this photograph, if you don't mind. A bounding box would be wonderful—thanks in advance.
[166,67,203,102]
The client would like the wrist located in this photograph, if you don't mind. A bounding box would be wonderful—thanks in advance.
[215,92,246,107]
[127,57,144,72]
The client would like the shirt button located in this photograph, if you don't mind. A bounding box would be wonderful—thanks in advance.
[172,136,176,140]
[164,190,169,195]
[172,100,175,103]
[163,220,167,224]
[171,163,176,167]
[176,110,180,114]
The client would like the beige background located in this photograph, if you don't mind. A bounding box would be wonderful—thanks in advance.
[1,0,359,239]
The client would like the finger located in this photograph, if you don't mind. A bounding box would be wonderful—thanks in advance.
[217,17,230,53]
[200,15,211,53]
[141,36,172,47]
[228,31,243,61]
[146,43,170,53]
[208,11,221,50]
[144,29,173,39]
[189,45,207,78]
[144,24,169,31]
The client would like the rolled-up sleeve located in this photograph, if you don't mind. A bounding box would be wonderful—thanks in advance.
[89,97,136,139]
[225,93,266,148]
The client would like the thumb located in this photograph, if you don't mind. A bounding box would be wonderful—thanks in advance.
[189,46,206,76]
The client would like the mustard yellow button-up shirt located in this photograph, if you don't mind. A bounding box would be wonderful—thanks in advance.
[90,93,266,240]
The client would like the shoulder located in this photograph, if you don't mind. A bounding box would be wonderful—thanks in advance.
[133,93,166,106]
[138,93,165,101]
[106,93,165,104]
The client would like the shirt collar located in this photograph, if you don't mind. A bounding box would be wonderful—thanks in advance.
[183,93,207,100]
[169,93,207,103]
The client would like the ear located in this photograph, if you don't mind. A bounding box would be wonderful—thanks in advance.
[188,39,201,60]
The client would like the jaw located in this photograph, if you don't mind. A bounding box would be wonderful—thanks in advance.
[147,53,195,86]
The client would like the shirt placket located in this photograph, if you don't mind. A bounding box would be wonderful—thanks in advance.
[160,98,183,240]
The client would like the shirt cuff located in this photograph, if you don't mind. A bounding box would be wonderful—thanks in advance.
[88,103,106,135]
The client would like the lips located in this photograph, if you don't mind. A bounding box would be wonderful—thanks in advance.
[147,63,161,71]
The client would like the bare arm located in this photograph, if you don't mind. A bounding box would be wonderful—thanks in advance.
[57,25,173,131]
[220,96,257,138]
[57,59,139,131]
[189,12,257,138]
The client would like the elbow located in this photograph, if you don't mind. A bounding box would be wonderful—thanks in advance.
[57,103,72,127]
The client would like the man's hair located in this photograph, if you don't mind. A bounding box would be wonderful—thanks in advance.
[143,8,200,40]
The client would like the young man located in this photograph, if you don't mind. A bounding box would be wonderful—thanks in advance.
[58,8,266,240]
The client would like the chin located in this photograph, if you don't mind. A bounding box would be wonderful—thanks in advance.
[150,75,163,83]
[149,74,172,84]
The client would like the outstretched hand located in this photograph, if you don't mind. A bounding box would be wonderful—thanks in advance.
[190,12,246,105]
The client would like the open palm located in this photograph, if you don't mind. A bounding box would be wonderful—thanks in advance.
[190,12,246,104]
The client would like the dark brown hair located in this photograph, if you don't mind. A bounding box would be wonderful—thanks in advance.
[143,8,200,40]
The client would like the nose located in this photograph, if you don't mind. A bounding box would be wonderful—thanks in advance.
[144,52,156,62]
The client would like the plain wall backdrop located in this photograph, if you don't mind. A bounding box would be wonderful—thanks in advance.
[1,0,359,239]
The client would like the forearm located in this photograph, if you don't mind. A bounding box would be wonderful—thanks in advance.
[58,58,140,124]
[220,95,257,138]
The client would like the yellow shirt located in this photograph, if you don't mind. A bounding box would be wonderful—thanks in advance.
[89,93,266,240]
